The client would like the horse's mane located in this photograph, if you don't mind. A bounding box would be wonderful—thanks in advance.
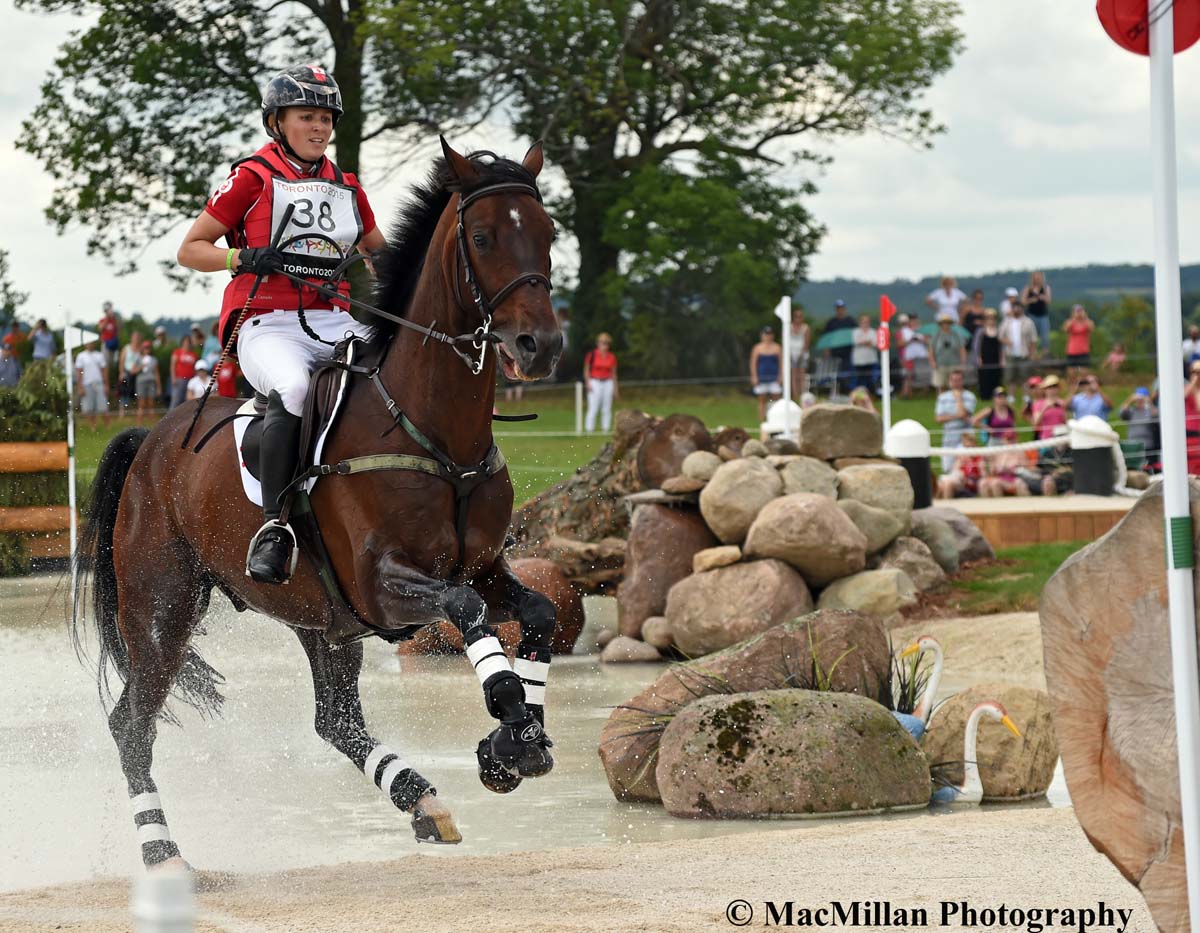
[371,150,540,341]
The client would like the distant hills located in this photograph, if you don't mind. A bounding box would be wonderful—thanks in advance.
[794,263,1200,320]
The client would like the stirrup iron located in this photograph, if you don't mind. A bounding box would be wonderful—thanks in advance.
[245,520,300,583]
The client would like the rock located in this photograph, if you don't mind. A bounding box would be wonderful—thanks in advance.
[698,458,783,544]
[657,690,930,818]
[397,557,584,656]
[837,500,906,554]
[798,404,883,460]
[665,559,813,657]
[817,569,918,621]
[692,545,742,573]
[764,437,801,455]
[598,609,892,802]
[778,456,838,498]
[874,536,947,593]
[766,454,801,467]
[641,616,674,650]
[596,627,617,650]
[920,683,1058,800]
[833,456,897,470]
[539,535,627,592]
[1039,480,1200,931]
[618,505,719,638]
[712,427,750,455]
[682,450,722,482]
[601,635,663,663]
[909,514,959,575]
[717,445,739,461]
[741,439,769,457]
[912,507,994,564]
[837,463,915,514]
[661,475,706,494]
[636,414,712,489]
[1126,470,1150,490]
[743,494,867,587]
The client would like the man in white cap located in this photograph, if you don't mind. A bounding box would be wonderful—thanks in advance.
[1000,286,1020,316]
[186,357,211,401]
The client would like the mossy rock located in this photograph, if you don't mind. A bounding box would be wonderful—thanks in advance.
[656,689,930,818]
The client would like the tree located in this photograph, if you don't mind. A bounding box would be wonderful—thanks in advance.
[444,0,964,353]
[0,250,29,329]
[15,0,484,282]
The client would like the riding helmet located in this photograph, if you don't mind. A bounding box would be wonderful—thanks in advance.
[261,64,343,137]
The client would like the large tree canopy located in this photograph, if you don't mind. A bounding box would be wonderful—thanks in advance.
[20,0,962,374]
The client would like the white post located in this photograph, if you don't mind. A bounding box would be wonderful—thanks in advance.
[881,337,892,448]
[1150,9,1200,931]
[64,313,78,608]
[774,296,794,438]
[574,380,584,435]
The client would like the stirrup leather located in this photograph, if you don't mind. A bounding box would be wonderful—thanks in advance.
[245,520,300,582]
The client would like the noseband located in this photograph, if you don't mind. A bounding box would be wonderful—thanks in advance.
[453,181,554,375]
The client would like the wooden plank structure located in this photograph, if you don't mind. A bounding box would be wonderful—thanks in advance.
[945,495,1136,549]
[0,442,73,563]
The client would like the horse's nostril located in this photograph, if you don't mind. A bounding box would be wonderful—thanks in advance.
[516,334,537,356]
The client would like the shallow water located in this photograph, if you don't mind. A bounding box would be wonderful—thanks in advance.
[0,575,1066,891]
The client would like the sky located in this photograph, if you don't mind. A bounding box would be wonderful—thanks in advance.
[3,0,1200,328]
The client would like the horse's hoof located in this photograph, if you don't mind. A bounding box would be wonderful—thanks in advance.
[476,737,523,794]
[517,741,554,778]
[149,856,192,874]
[411,795,462,845]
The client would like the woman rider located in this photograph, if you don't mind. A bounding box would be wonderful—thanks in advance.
[177,64,386,585]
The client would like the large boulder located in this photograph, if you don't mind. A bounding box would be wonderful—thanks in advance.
[743,494,867,587]
[682,450,722,482]
[636,413,712,488]
[817,568,918,622]
[798,404,883,460]
[920,684,1058,800]
[1039,481,1200,931]
[778,457,838,498]
[598,610,892,802]
[837,463,915,514]
[656,690,930,818]
[665,558,813,657]
[909,514,960,575]
[874,536,947,593]
[913,506,995,564]
[397,557,583,656]
[837,499,906,555]
[617,504,718,638]
[698,458,783,544]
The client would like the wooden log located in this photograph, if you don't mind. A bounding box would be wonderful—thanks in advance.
[0,442,69,473]
[1040,482,1196,931]
[25,531,71,559]
[0,506,74,533]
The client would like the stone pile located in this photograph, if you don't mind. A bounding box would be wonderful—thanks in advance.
[614,404,992,660]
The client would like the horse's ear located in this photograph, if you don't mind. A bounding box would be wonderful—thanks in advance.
[522,141,544,178]
[440,136,480,185]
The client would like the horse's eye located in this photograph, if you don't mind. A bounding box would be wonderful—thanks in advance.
[472,232,488,248]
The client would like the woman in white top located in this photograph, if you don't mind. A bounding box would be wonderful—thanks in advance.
[788,306,811,397]
[925,276,967,322]
[851,314,878,392]
[898,313,929,398]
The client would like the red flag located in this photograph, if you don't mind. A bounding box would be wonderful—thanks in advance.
[880,295,897,323]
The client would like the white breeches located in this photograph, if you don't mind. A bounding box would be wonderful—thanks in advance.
[237,309,374,416]
[585,378,614,432]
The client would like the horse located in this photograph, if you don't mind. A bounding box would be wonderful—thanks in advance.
[71,139,563,869]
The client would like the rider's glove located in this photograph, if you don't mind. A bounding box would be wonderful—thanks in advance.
[237,247,286,277]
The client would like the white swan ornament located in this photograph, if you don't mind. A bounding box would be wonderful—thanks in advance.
[891,635,944,740]
[930,700,1022,804]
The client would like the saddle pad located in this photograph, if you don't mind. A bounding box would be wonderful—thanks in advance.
[232,340,359,507]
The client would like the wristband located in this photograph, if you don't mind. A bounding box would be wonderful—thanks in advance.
[226,248,237,273]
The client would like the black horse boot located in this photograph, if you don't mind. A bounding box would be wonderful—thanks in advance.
[246,390,303,584]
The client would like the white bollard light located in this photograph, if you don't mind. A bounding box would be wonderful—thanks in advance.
[1069,416,1119,497]
[885,419,932,509]
[762,397,804,442]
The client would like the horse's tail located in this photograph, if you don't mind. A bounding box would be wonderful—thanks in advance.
[71,428,225,719]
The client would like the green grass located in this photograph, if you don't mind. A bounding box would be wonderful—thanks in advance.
[942,540,1089,614]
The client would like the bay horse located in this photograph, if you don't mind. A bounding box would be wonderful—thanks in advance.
[71,139,563,868]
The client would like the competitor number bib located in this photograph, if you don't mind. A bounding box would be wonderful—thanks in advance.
[270,176,364,278]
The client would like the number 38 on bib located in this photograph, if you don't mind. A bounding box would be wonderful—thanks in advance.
[271,176,364,278]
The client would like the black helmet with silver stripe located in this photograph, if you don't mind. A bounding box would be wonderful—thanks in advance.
[261,64,343,137]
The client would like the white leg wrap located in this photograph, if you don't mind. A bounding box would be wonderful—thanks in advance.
[379,757,412,796]
[466,636,512,685]
[514,658,549,706]
[363,745,395,783]
[137,823,172,845]
[130,792,163,815]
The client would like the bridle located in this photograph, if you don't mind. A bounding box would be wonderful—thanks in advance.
[452,181,553,375]
[268,178,554,375]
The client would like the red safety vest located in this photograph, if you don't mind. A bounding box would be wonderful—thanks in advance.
[218,144,364,345]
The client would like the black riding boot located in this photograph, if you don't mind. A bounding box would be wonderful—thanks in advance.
[246,390,303,585]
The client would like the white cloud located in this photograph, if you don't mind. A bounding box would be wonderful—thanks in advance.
[4,0,1200,327]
